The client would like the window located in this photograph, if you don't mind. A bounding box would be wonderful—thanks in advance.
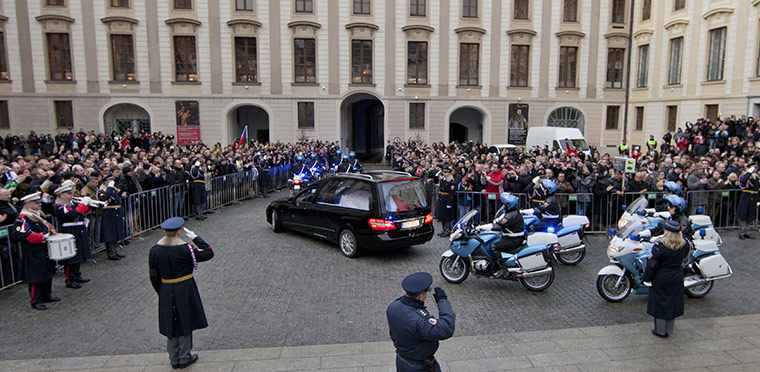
[294,38,316,83]
[316,179,373,211]
[111,35,136,81]
[173,36,197,82]
[558,46,577,88]
[55,101,74,128]
[635,106,644,131]
[0,101,8,129]
[606,48,625,88]
[410,0,426,16]
[611,0,625,24]
[409,103,425,129]
[111,0,129,7]
[668,37,683,85]
[637,45,649,88]
[514,0,528,20]
[174,0,192,9]
[458,43,479,86]
[642,0,651,20]
[667,105,678,131]
[295,0,312,12]
[236,0,253,11]
[707,27,726,81]
[297,102,315,129]
[351,40,372,84]
[407,42,427,85]
[510,45,529,87]
[47,33,73,81]
[0,33,8,80]
[234,37,257,82]
[563,0,577,22]
[463,0,477,18]
[606,106,620,130]
[705,105,719,123]
[674,0,685,11]
[354,0,370,14]
[47,0,64,5]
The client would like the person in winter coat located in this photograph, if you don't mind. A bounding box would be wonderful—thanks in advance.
[643,220,691,338]
[736,167,759,240]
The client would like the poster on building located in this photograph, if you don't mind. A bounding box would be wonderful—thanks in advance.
[508,103,529,145]
[175,100,201,145]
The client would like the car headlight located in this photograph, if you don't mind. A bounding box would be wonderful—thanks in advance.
[617,218,628,229]
[449,229,463,242]
[607,244,622,255]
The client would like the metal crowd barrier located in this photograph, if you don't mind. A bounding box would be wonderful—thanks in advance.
[0,225,22,290]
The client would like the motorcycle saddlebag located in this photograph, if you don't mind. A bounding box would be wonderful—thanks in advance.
[697,254,730,278]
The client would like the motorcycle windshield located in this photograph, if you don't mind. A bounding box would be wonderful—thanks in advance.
[616,220,640,239]
[456,209,479,228]
[625,196,648,215]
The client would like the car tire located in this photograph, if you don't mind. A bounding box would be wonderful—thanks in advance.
[271,210,283,233]
[339,229,360,258]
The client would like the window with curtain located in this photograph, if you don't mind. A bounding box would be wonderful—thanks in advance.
[606,106,620,130]
[642,0,651,20]
[351,40,373,84]
[558,46,577,88]
[111,34,136,81]
[606,48,625,88]
[47,0,65,5]
[174,36,197,81]
[409,103,425,129]
[410,0,426,16]
[510,45,529,87]
[294,38,316,83]
[637,44,649,88]
[674,0,685,10]
[47,33,73,81]
[667,106,678,131]
[55,101,74,128]
[407,42,428,85]
[234,37,258,82]
[297,102,315,129]
[174,0,192,9]
[111,0,129,7]
[635,107,644,131]
[707,27,726,81]
[0,101,9,129]
[458,43,479,86]
[563,0,576,22]
[463,0,477,18]
[611,0,625,23]
[236,0,253,11]
[354,0,370,14]
[514,0,529,20]
[668,37,683,85]
[295,0,313,12]
[0,32,8,80]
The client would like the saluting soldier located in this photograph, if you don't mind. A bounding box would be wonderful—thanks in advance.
[53,180,93,288]
[387,272,455,372]
[189,161,207,220]
[737,166,760,240]
[149,217,214,369]
[98,176,127,260]
[11,192,59,310]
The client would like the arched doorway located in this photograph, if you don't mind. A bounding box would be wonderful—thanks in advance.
[341,93,384,162]
[227,105,269,145]
[103,104,150,134]
[449,107,483,143]
[547,106,585,134]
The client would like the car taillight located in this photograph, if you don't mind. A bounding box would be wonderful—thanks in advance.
[368,218,396,231]
[424,213,433,224]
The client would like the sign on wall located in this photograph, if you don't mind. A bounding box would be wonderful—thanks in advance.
[175,100,201,145]
[508,103,529,145]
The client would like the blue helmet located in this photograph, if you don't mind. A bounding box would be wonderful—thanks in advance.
[349,151,356,158]
[310,153,317,159]
[295,155,304,162]
[499,192,519,210]
[541,179,558,196]
[663,181,682,195]
[664,195,686,213]
[342,154,349,160]
[336,150,342,155]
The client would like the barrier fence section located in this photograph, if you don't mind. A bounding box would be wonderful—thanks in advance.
[0,225,20,290]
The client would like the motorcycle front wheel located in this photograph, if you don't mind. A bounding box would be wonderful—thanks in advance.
[685,279,714,298]
[439,255,469,284]
[520,262,555,291]
[597,273,631,302]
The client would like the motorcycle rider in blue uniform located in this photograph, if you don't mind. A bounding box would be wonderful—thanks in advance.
[531,179,561,232]
[655,182,682,211]
[337,154,352,173]
[489,193,526,276]
[349,151,363,173]
[664,195,693,239]
[290,155,308,179]
[387,272,455,372]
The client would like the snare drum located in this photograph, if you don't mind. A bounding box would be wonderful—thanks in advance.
[47,233,77,261]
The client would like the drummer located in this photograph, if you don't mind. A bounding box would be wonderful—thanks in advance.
[53,180,93,289]
[11,191,59,310]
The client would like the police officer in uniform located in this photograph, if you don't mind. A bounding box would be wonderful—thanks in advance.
[53,180,93,288]
[435,167,456,236]
[387,272,455,372]
[11,192,59,310]
[349,151,363,173]
[490,193,526,276]
[737,167,759,240]
[532,180,561,232]
[337,154,352,173]
[618,140,629,156]
[149,217,214,369]
[97,176,127,260]
[189,161,207,220]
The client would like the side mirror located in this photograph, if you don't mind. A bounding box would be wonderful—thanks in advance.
[608,229,617,236]
[621,205,627,211]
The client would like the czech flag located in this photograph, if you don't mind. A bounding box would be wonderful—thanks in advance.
[238,125,248,147]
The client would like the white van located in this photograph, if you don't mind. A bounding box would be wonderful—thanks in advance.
[525,127,591,156]
[487,144,517,162]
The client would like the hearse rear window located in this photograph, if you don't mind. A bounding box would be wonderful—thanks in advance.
[379,179,427,212]
[316,179,372,211]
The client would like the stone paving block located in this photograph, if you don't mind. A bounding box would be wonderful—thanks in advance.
[7,356,110,371]
[0,360,18,372]
[554,333,669,352]
[577,351,738,372]
[744,336,760,348]
[601,343,685,361]
[288,368,362,372]
[436,345,487,361]
[708,363,760,372]
[578,322,651,338]
[280,343,363,358]
[726,349,760,363]
[479,341,560,358]
[693,324,760,339]
[446,355,533,372]
[498,366,581,372]
[103,353,167,367]
[676,337,756,353]
[527,349,610,367]
[196,347,282,362]
[54,368,145,372]
[232,357,322,372]
[319,353,395,369]
[361,366,397,372]
[511,328,588,343]
[358,342,391,355]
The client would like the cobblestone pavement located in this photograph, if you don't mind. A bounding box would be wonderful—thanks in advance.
[0,189,757,360]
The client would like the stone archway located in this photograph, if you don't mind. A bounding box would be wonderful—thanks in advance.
[227,105,270,145]
[103,103,150,134]
[341,93,385,162]
[448,107,484,143]
[547,106,586,134]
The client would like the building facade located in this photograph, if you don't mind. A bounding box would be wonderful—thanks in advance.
[0,0,757,154]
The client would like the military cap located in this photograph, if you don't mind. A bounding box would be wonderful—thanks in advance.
[402,272,433,295]
[20,192,42,204]
[160,217,185,231]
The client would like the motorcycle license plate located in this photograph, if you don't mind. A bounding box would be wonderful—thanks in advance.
[402,220,420,229]
[294,185,300,191]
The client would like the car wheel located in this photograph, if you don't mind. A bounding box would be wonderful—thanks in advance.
[339,229,359,258]
[271,210,283,233]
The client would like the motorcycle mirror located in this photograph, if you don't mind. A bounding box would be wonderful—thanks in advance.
[700,229,706,238]
[621,205,627,211]
[608,228,616,236]
[631,234,639,241]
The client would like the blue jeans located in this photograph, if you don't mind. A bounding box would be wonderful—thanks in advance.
[174,190,186,217]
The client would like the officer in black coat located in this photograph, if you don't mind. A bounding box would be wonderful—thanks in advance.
[736,167,759,239]
[643,220,690,337]
[189,161,207,220]
[435,167,456,236]
[53,181,93,288]
[11,192,59,310]
[386,272,455,372]
[97,176,127,260]
[149,217,214,369]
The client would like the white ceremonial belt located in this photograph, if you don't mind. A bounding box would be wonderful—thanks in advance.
[62,222,86,227]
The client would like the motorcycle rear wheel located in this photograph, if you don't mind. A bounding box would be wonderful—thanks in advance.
[556,246,586,265]
[597,274,631,302]
[440,255,469,284]
[520,262,554,291]
[685,279,713,298]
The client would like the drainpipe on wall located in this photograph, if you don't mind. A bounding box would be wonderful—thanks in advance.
[622,0,635,142]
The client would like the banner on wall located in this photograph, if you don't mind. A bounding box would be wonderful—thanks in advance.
[176,100,201,145]
[508,103,529,145]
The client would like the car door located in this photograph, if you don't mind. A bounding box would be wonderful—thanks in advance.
[288,186,318,233]
[316,179,373,240]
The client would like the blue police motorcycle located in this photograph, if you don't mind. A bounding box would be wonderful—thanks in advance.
[439,209,558,291]
[521,210,589,265]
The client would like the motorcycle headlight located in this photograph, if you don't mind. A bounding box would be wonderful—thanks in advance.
[617,218,628,229]
[607,244,622,255]
[449,229,463,242]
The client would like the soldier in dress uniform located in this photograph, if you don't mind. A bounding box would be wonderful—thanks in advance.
[737,166,759,240]
[53,180,93,288]
[189,161,207,220]
[11,192,60,310]
[97,176,127,260]
[149,217,214,369]
[435,167,456,236]
[386,272,455,372]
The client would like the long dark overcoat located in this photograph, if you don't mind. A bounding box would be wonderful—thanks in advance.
[643,241,690,320]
